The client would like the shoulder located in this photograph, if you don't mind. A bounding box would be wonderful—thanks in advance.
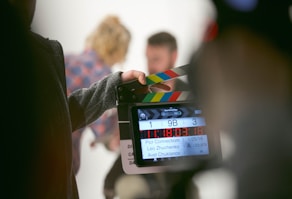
[30,32,60,49]
[29,32,64,60]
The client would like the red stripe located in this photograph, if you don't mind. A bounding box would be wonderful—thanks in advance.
[164,70,179,78]
[169,91,181,101]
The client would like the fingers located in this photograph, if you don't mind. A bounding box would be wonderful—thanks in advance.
[137,72,146,85]
[121,70,146,85]
[121,70,171,92]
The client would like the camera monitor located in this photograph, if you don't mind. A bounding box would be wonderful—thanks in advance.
[131,102,221,167]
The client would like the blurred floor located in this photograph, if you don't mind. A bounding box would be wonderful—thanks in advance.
[76,128,236,199]
[76,128,118,199]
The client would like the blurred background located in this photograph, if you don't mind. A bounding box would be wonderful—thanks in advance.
[31,0,235,198]
[32,0,214,74]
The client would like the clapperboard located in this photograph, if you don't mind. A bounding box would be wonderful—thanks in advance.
[116,64,221,174]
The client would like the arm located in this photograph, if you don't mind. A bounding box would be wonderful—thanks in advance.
[68,70,147,132]
[68,72,122,131]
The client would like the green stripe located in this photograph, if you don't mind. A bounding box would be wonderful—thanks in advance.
[142,93,156,102]
[146,78,156,85]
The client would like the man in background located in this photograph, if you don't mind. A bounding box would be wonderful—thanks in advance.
[146,31,187,91]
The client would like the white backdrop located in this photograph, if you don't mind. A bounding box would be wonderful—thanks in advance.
[32,0,215,74]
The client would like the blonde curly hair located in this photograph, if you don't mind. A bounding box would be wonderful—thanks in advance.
[85,15,131,66]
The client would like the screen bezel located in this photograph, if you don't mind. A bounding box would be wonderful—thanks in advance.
[130,101,221,167]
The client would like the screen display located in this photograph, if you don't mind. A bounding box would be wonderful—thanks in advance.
[131,102,211,167]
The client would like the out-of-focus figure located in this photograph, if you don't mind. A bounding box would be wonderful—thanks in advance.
[65,15,131,174]
[188,0,292,198]
[145,31,188,91]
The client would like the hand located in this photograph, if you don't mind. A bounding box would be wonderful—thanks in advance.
[121,70,146,85]
[121,70,171,93]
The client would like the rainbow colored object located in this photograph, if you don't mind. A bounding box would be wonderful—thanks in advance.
[142,91,191,102]
[146,67,187,85]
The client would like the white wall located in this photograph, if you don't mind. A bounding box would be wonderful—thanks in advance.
[32,0,215,74]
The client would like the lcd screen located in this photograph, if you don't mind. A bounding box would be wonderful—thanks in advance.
[131,102,213,167]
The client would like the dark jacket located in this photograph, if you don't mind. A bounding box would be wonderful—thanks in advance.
[26,32,122,199]
[2,2,124,198]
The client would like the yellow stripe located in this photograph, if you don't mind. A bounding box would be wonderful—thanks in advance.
[151,92,164,102]
[147,74,164,83]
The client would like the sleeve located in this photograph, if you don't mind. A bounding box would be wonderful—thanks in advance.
[68,71,122,131]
